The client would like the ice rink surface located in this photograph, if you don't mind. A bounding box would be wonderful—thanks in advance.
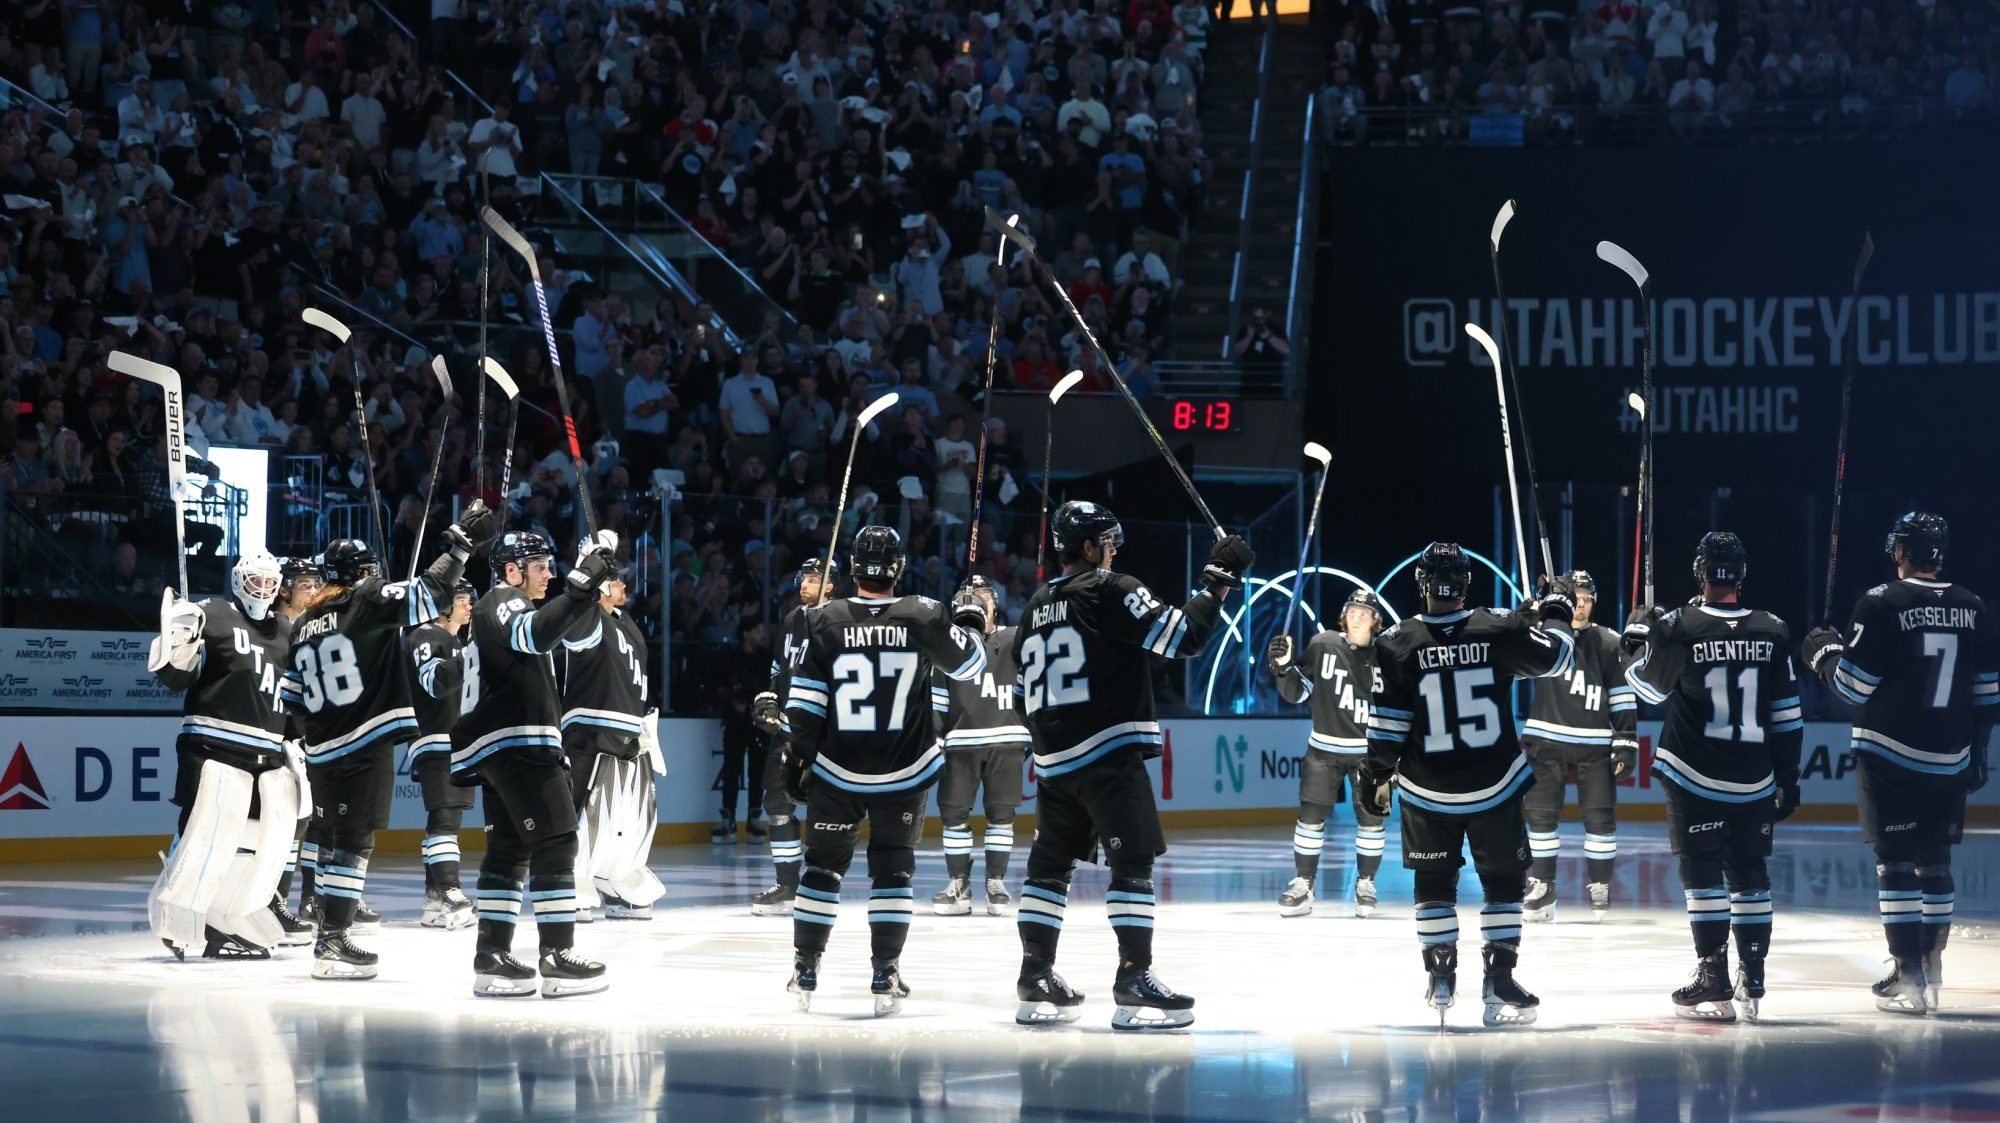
[5,824,2000,1121]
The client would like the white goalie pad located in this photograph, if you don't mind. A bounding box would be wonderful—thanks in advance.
[639,710,665,775]
[583,754,663,906]
[147,761,298,952]
[203,767,299,950]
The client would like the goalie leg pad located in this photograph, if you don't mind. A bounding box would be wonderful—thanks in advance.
[590,756,663,905]
[202,768,300,950]
[149,760,255,951]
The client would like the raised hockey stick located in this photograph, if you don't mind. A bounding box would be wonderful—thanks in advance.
[1035,370,1087,583]
[1596,241,1654,606]
[406,355,455,581]
[1626,392,1647,606]
[1278,441,1334,638]
[819,391,903,605]
[1822,232,1877,625]
[1467,323,1531,600]
[107,351,188,597]
[473,169,492,499]
[964,215,1017,572]
[482,356,521,506]
[481,206,598,538]
[986,206,1225,543]
[302,307,388,558]
[1488,200,1552,583]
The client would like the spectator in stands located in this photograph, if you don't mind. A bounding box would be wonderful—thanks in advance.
[719,349,779,469]
[1668,59,1715,139]
[1114,228,1173,288]
[1232,307,1291,367]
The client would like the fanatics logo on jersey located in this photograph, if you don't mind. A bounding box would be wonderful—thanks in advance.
[524,818,536,831]
[0,744,52,811]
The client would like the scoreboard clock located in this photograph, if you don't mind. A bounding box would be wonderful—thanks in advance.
[991,392,1300,476]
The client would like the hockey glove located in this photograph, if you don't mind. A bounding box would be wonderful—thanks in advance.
[777,746,814,807]
[1202,534,1255,590]
[1800,626,1845,676]
[1611,742,1638,779]
[1355,773,1394,819]
[1536,572,1576,626]
[565,545,616,598]
[446,499,500,557]
[1266,635,1293,674]
[1622,604,1665,650]
[1773,781,1801,822]
[752,691,785,734]
[1969,741,1990,795]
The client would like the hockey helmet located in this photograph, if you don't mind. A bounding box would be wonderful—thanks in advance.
[1050,500,1123,558]
[320,539,381,586]
[850,525,905,584]
[798,556,840,582]
[231,549,283,620]
[1341,587,1385,625]
[1414,542,1474,602]
[952,576,995,627]
[1564,569,1597,595]
[491,530,555,571]
[280,554,320,588]
[452,577,476,600]
[1693,531,1748,588]
[1885,511,1948,568]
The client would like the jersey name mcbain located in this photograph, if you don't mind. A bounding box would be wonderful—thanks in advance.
[1031,601,1070,628]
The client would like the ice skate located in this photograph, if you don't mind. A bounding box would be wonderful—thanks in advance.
[538,947,608,998]
[1734,956,1766,1022]
[1587,882,1611,923]
[1354,876,1378,918]
[751,882,797,917]
[201,926,271,960]
[352,900,382,930]
[1481,946,1540,1027]
[269,896,315,946]
[710,817,735,845]
[421,886,475,930]
[1277,876,1315,917]
[1522,877,1555,923]
[1923,950,1944,1013]
[312,931,379,980]
[747,816,769,842]
[932,876,973,916]
[603,895,653,920]
[871,963,911,1017]
[471,949,538,998]
[299,897,321,930]
[574,905,596,924]
[1016,964,1086,1025]
[1111,965,1195,1031]
[1423,945,1457,1025]
[1672,953,1736,1022]
[788,953,820,1012]
[1873,959,1929,1016]
[985,878,1013,916]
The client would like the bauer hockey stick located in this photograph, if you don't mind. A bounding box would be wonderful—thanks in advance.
[482,356,521,505]
[1278,441,1334,638]
[302,308,389,558]
[986,206,1226,543]
[964,215,1017,572]
[1822,232,1876,625]
[820,391,903,605]
[406,355,455,581]
[1035,370,1087,583]
[482,206,598,538]
[1468,323,1532,599]
[1596,241,1654,606]
[108,351,189,597]
[1489,200,1552,582]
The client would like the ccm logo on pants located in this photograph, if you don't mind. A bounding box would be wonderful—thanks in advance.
[1688,821,1725,833]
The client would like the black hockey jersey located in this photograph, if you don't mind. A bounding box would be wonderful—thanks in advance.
[1625,603,1803,802]
[769,604,814,740]
[156,597,292,771]
[932,625,1031,752]
[1524,624,1638,753]
[1366,608,1575,816]
[1011,569,1225,778]
[281,576,440,765]
[450,583,600,776]
[405,623,465,761]
[558,606,651,758]
[1274,632,1378,755]
[784,593,986,792]
[1820,578,2000,778]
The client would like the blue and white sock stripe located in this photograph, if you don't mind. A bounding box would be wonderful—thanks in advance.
[1974,670,1999,707]
[1018,885,1067,928]
[1768,694,1804,733]
[1583,832,1617,859]
[421,834,461,866]
[1833,657,1882,704]
[1143,608,1191,658]
[1415,904,1458,945]
[320,862,369,901]
[1527,829,1561,858]
[1354,826,1387,856]
[1292,820,1326,856]
[942,824,976,855]
[1480,902,1523,943]
[1106,890,1155,929]
[1607,685,1638,713]
[984,825,1015,851]
[1850,728,1970,775]
[795,885,840,926]
[1879,889,1924,924]
[770,839,803,864]
[1728,890,1772,925]
[1685,887,1730,923]
[1367,705,1413,744]
[1922,892,1956,924]
[284,840,300,874]
[530,887,577,921]
[868,888,915,924]
[477,887,523,923]
[300,841,319,873]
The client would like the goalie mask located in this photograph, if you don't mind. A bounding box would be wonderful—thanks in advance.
[232,549,283,620]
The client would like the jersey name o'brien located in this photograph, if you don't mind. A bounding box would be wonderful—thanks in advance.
[1690,639,1774,665]
[1897,606,1976,632]
[841,624,910,648]
[294,612,341,642]
[1416,642,1491,670]
[1031,601,1070,629]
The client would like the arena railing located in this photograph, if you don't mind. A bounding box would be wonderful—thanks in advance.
[1223,22,1279,358]
[1321,95,2000,148]
[1284,94,1319,407]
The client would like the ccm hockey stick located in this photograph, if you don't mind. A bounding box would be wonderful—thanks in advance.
[820,391,903,605]
[1822,232,1876,625]
[482,356,521,504]
[474,168,493,498]
[302,307,388,557]
[1468,323,1531,599]
[1035,370,1086,583]
[1489,201,1552,582]
[108,351,189,596]
[406,355,454,580]
[965,214,1017,572]
[1278,441,1334,637]
[1596,241,1654,606]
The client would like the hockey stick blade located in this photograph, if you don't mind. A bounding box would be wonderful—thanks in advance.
[1049,369,1085,404]
[1854,232,1875,289]
[986,205,1035,253]
[1489,200,1517,252]
[481,206,542,283]
[107,350,181,387]
[1596,241,1649,289]
[1304,440,1332,467]
[1627,391,1647,418]
[856,390,902,431]
[481,357,519,399]
[1465,322,1503,369]
[301,307,351,342]
[428,355,452,400]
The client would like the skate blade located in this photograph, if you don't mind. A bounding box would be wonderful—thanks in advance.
[1875,994,1928,1016]
[1925,987,1942,1014]
[1111,1005,1194,1031]
[311,960,379,981]
[1354,904,1375,919]
[1016,1001,1085,1026]
[872,993,905,1017]
[750,903,795,918]
[574,910,596,925]
[1592,909,1608,923]
[419,910,450,929]
[1277,900,1313,918]
[276,931,316,947]
[472,974,539,998]
[540,975,609,999]
[986,901,1014,917]
[1483,1002,1539,1028]
[445,910,476,931]
[1675,1000,1736,1023]
[1522,907,1554,923]
[789,985,813,1012]
[1736,996,1761,1022]
[931,901,973,917]
[605,907,654,920]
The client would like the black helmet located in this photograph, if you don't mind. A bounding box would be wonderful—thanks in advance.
[1885,511,1948,569]
[320,539,380,586]
[452,577,476,600]
[280,555,320,587]
[952,576,995,627]
[850,525,905,584]
[1051,500,1123,559]
[1415,542,1474,602]
[1341,587,1385,624]
[1693,531,1748,587]
[1565,569,1597,594]
[491,530,555,570]
[799,556,840,580]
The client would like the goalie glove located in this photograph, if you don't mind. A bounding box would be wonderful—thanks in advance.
[147,590,205,673]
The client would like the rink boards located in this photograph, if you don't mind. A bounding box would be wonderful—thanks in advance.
[0,717,1987,860]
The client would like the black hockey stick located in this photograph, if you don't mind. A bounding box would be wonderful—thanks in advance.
[483,356,521,506]
[473,168,493,500]
[482,206,598,538]
[820,391,904,605]
[1596,241,1654,606]
[986,206,1226,543]
[406,355,454,581]
[1821,233,1876,624]
[107,351,188,596]
[303,307,388,557]
[1488,201,1552,583]
[1035,370,1086,583]
[965,216,1015,572]
[1468,323,1532,599]
[1278,441,1333,637]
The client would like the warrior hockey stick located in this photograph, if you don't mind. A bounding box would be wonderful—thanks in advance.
[986,206,1225,543]
[1596,241,1654,606]
[474,169,493,499]
[1467,323,1531,599]
[1822,232,1876,625]
[482,356,521,505]
[819,391,903,605]
[1035,370,1087,583]
[107,351,189,597]
[1278,441,1334,638]
[406,355,455,581]
[482,206,598,538]
[302,307,389,558]
[965,215,1017,571]
[1489,201,1552,582]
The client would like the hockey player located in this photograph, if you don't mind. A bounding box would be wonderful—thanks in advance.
[1521,570,1639,922]
[930,576,1031,917]
[273,556,323,939]
[778,526,988,1015]
[559,563,665,921]
[1359,542,1576,1028]
[1801,512,1998,1014]
[1624,532,1803,1023]
[407,579,475,929]
[281,505,494,981]
[454,530,616,999]
[149,549,303,959]
[749,559,836,916]
[1010,501,1254,1031]
[1267,588,1386,918]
